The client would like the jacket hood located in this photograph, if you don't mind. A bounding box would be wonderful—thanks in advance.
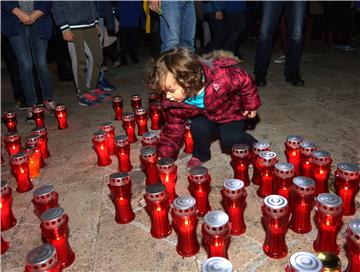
[201,50,240,68]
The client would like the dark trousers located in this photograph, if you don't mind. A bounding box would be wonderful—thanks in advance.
[203,12,227,52]
[222,11,247,54]
[190,116,258,162]
[119,26,138,61]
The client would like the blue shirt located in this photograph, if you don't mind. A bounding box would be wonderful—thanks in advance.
[184,87,205,109]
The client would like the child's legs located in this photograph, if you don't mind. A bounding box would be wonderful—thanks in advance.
[72,29,87,94]
[190,116,219,162]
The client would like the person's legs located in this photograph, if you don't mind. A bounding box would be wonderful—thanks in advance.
[179,0,196,51]
[222,11,246,54]
[160,1,181,52]
[119,26,129,64]
[128,27,139,62]
[72,29,87,94]
[204,12,227,52]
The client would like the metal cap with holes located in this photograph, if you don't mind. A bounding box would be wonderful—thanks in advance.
[4,132,20,142]
[32,127,47,137]
[157,158,176,173]
[300,141,317,156]
[231,143,250,158]
[31,106,44,114]
[258,151,277,167]
[99,122,114,132]
[114,135,128,147]
[311,150,332,166]
[289,252,323,272]
[1,180,10,196]
[203,211,229,234]
[112,96,123,103]
[185,120,192,130]
[188,166,210,184]
[252,142,270,155]
[92,131,107,142]
[122,112,135,122]
[40,207,66,230]
[336,163,359,181]
[263,195,288,218]
[131,94,141,101]
[223,179,245,199]
[10,151,28,165]
[140,146,157,160]
[4,111,16,119]
[292,177,316,196]
[55,104,66,111]
[172,196,196,216]
[142,132,157,145]
[202,257,233,272]
[26,244,59,272]
[347,218,360,244]
[109,172,130,187]
[33,185,56,204]
[286,135,303,149]
[135,107,147,116]
[316,193,343,215]
[274,162,295,179]
[145,183,167,202]
[25,134,40,146]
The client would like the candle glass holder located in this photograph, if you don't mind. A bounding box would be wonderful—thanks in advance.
[202,257,233,272]
[221,179,247,235]
[25,134,46,168]
[140,146,159,185]
[1,235,9,255]
[99,122,115,155]
[23,146,41,179]
[40,207,75,268]
[183,121,193,154]
[171,196,200,257]
[261,195,289,259]
[251,142,270,185]
[289,177,316,234]
[1,181,17,231]
[25,244,62,272]
[144,183,172,238]
[230,144,250,186]
[31,106,45,128]
[157,158,178,203]
[55,104,68,130]
[122,112,137,143]
[257,151,277,198]
[285,252,323,272]
[130,94,142,110]
[149,103,162,130]
[32,185,59,219]
[3,132,21,156]
[310,150,332,196]
[10,152,34,192]
[92,131,112,167]
[273,162,295,200]
[187,166,211,217]
[114,135,133,172]
[135,108,149,136]
[284,135,303,176]
[141,131,158,148]
[148,92,160,105]
[345,218,360,272]
[313,193,343,254]
[32,127,50,159]
[3,111,17,132]
[316,252,342,272]
[112,96,123,121]
[334,163,359,216]
[299,141,317,177]
[108,172,135,224]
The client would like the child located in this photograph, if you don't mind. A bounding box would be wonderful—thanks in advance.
[145,47,261,169]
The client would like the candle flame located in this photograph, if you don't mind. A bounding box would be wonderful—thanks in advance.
[156,207,161,212]
[184,219,189,225]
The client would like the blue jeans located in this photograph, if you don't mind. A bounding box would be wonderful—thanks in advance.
[160,1,196,52]
[8,24,53,106]
[254,1,307,77]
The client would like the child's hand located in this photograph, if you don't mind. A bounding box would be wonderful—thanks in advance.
[242,110,257,118]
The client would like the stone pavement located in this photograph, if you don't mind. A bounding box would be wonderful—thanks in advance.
[1,40,359,271]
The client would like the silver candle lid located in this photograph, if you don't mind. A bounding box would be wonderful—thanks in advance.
[112,96,123,103]
[263,195,288,218]
[258,151,277,167]
[145,183,167,202]
[92,131,107,142]
[114,135,128,147]
[202,257,233,272]
[4,132,20,142]
[25,134,40,146]
[131,94,141,101]
[26,244,58,272]
[311,150,331,166]
[316,193,343,215]
[55,104,66,111]
[274,162,295,179]
[223,179,245,199]
[4,111,16,118]
[149,92,160,100]
[33,185,56,204]
[1,180,10,196]
[286,135,303,149]
[31,106,44,114]
[252,141,270,155]
[140,146,157,159]
[142,132,158,144]
[231,143,250,158]
[149,102,161,110]
[157,157,176,173]
[289,252,323,272]
[122,112,135,122]
[172,196,196,216]
[185,120,192,130]
[203,211,229,234]
[188,166,210,183]
[41,207,66,229]
[336,162,359,181]
[23,145,35,155]
[347,218,360,244]
[10,151,28,165]
[99,121,114,132]
[292,177,315,196]
[135,107,147,116]
[109,172,130,186]
[300,141,317,156]
[32,127,47,137]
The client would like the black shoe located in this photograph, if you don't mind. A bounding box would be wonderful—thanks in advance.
[15,100,27,110]
[131,57,140,63]
[255,76,267,87]
[285,73,304,87]
[121,59,129,66]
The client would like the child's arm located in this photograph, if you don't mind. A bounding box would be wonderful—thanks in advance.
[234,68,261,112]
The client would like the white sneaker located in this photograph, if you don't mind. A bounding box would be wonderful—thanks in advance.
[44,100,56,115]
[274,54,286,64]
[26,107,35,123]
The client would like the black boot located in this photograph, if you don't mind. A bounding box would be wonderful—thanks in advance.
[285,73,304,87]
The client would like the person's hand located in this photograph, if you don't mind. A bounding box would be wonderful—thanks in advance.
[29,10,44,22]
[95,24,100,34]
[242,110,257,118]
[62,30,75,42]
[149,0,161,13]
[16,10,35,25]
[215,11,223,20]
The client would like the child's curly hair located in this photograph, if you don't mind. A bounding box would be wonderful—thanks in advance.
[144,47,204,97]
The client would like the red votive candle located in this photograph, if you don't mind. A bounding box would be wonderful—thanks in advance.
[32,127,50,159]
[55,104,68,130]
[144,183,172,238]
[92,131,112,167]
[140,146,159,185]
[273,162,295,200]
[202,257,233,272]
[25,244,62,272]
[31,106,45,128]
[148,92,160,105]
[122,112,137,143]
[251,142,270,185]
[108,172,135,224]
[221,179,247,235]
[23,146,40,179]
[171,196,200,257]
[114,135,133,172]
[130,94,142,110]
[3,132,21,156]
[257,151,277,198]
[3,111,17,132]
[157,158,178,203]
[289,176,315,234]
[112,96,123,121]
[141,131,159,148]
[1,235,9,255]
[149,103,162,130]
[300,141,317,177]
[10,152,34,192]
[25,134,45,168]
[310,150,332,196]
[262,195,289,259]
[284,135,303,176]
[202,211,231,259]
[285,252,323,272]
[334,162,359,216]
[230,143,250,186]
[313,193,343,254]
[32,185,59,219]
[135,107,149,136]
[183,121,193,154]
[345,218,360,272]
[187,166,211,217]
[40,207,75,268]
[99,122,115,155]
[1,181,17,231]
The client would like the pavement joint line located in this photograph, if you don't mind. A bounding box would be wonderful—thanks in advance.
[247,253,267,272]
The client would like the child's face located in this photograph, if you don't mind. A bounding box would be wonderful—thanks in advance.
[163,72,187,102]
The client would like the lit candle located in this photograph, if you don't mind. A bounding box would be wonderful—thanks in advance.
[257,151,277,198]
[23,146,40,179]
[273,162,295,200]
[157,158,178,203]
[300,141,317,177]
[10,152,34,193]
[202,211,231,259]
[230,144,251,186]
[55,104,68,130]
[31,106,45,128]
[345,218,360,272]
[202,257,233,272]
[187,166,211,217]
[171,196,200,257]
[24,244,62,272]
[3,132,21,157]
[122,112,137,143]
[140,146,159,185]
[183,121,193,154]
[92,131,112,167]
[289,177,315,234]
[32,127,50,159]
[108,172,135,224]
[3,111,17,132]
[114,135,133,172]
[285,252,323,272]
[334,162,359,216]
[251,142,270,185]
[1,181,17,231]
[144,183,172,238]
[316,252,342,272]
[99,122,116,155]
[313,193,343,254]
[40,207,75,268]
[148,92,160,105]
[32,185,59,219]
[310,150,332,196]
[262,195,289,259]
[130,94,142,110]
[1,235,9,255]
[135,107,149,136]
[221,179,247,235]
[141,131,159,148]
[284,135,303,176]
[25,135,46,168]
[149,103,162,130]
[112,96,123,121]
